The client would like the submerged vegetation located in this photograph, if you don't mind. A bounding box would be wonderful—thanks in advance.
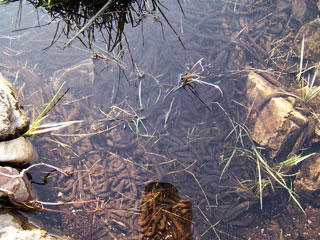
[281,36,320,105]
[2,0,320,239]
[221,122,314,212]
[22,82,81,137]
[295,37,320,104]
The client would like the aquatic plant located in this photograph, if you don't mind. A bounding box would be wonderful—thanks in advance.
[287,36,320,104]
[220,122,313,212]
[22,82,81,137]
[297,59,320,104]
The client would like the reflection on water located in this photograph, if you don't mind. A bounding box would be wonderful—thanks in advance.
[0,0,317,239]
[25,0,183,51]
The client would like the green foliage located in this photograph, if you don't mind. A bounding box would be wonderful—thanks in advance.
[295,36,320,104]
[221,122,313,212]
[22,82,81,137]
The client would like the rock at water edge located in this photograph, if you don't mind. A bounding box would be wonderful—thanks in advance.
[0,166,36,204]
[0,136,38,165]
[0,210,62,240]
[246,71,308,158]
[0,72,28,140]
[294,153,320,206]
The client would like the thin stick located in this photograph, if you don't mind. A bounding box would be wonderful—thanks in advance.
[0,163,70,179]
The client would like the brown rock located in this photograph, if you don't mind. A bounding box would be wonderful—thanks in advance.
[0,166,36,205]
[294,19,320,62]
[246,71,308,158]
[294,153,320,206]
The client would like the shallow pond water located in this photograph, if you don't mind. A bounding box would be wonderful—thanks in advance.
[1,0,319,239]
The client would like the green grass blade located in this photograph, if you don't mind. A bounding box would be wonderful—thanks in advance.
[23,82,67,137]
[185,169,211,215]
[296,36,305,83]
[164,97,174,126]
[26,120,82,136]
[138,80,144,110]
[256,154,263,209]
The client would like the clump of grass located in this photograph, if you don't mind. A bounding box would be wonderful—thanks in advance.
[289,36,320,104]
[221,122,314,212]
[297,62,320,104]
[23,82,81,137]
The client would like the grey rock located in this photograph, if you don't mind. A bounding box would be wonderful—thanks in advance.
[0,166,36,204]
[0,72,28,140]
[0,210,63,240]
[0,137,38,165]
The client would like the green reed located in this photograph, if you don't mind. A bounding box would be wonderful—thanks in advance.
[23,82,81,137]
